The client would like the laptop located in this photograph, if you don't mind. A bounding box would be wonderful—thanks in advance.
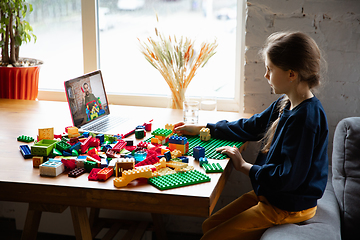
[64,70,134,136]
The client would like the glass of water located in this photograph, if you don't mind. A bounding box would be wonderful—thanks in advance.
[183,100,200,124]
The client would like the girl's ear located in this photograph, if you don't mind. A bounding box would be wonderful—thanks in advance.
[289,70,298,81]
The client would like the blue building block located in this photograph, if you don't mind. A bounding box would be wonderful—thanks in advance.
[101,158,109,168]
[164,151,171,161]
[82,132,89,138]
[199,157,208,167]
[193,146,205,160]
[168,135,187,144]
[178,156,189,163]
[69,142,81,152]
[96,134,105,144]
[20,145,32,159]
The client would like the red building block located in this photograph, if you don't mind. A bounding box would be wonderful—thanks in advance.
[97,168,114,181]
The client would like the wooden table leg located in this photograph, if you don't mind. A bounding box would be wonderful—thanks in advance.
[21,203,42,240]
[151,213,168,240]
[70,206,92,240]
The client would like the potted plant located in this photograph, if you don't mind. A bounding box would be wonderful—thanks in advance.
[0,0,43,100]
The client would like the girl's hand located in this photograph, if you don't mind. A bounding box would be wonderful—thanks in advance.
[216,145,252,175]
[173,122,205,136]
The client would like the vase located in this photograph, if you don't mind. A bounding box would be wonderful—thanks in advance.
[0,58,42,100]
[170,87,187,109]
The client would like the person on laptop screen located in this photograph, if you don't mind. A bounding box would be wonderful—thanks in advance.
[82,82,101,120]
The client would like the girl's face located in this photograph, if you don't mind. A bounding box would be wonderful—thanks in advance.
[264,55,292,94]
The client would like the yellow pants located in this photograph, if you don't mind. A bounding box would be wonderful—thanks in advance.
[201,190,317,240]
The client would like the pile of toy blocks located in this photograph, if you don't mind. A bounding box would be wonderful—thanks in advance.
[17,124,230,190]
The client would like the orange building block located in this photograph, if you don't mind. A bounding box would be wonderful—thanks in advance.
[113,167,154,188]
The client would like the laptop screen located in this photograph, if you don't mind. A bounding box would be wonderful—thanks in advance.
[64,70,110,128]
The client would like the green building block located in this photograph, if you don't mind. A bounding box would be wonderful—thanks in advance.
[56,140,71,152]
[31,139,58,156]
[145,134,243,160]
[17,135,34,143]
[84,160,97,172]
[148,170,211,190]
[151,128,173,137]
[202,163,224,173]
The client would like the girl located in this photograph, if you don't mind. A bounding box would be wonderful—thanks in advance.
[174,31,328,240]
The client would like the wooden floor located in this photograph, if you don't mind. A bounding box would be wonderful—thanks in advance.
[0,218,202,240]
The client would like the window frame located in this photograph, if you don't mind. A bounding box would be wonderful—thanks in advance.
[37,0,246,113]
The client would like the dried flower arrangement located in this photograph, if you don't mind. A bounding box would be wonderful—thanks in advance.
[138,16,218,109]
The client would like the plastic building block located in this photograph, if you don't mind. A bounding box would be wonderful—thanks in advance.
[200,128,211,141]
[113,167,154,188]
[152,128,173,137]
[38,127,54,140]
[164,151,171,161]
[68,168,86,178]
[76,156,87,168]
[115,158,135,177]
[166,161,188,169]
[96,134,105,144]
[100,158,109,168]
[80,136,92,153]
[178,156,189,163]
[168,135,187,144]
[153,158,167,171]
[17,135,34,143]
[135,150,159,167]
[52,148,62,156]
[106,149,116,158]
[193,146,205,160]
[70,142,81,152]
[144,121,152,131]
[56,140,71,152]
[20,145,32,159]
[61,159,77,170]
[134,150,147,163]
[67,127,80,138]
[88,168,101,181]
[97,167,114,181]
[135,129,146,139]
[32,156,44,168]
[39,160,64,177]
[31,139,58,156]
[202,163,224,173]
[165,124,174,131]
[168,142,189,155]
[184,136,244,160]
[84,160,98,172]
[199,157,208,167]
[171,149,182,159]
[148,170,211,190]
[112,140,126,152]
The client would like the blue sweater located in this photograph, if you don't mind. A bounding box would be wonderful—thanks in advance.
[206,96,328,211]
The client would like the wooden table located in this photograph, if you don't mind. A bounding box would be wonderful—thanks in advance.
[0,99,250,240]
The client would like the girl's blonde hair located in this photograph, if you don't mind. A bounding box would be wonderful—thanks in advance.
[260,31,326,153]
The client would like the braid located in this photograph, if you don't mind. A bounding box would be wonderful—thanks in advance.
[261,97,289,153]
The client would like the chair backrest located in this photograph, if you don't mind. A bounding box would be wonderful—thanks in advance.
[332,117,360,240]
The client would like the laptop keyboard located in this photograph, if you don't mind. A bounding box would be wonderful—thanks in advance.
[82,115,128,132]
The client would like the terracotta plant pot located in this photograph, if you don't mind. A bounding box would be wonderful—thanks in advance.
[0,58,43,100]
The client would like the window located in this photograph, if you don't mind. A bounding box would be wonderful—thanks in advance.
[22,0,245,112]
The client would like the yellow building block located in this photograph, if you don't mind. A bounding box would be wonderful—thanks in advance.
[67,126,80,138]
[38,127,54,140]
[153,157,167,171]
[200,128,211,141]
[166,161,188,169]
[171,149,182,159]
[165,124,174,131]
[32,156,44,168]
[113,167,154,188]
